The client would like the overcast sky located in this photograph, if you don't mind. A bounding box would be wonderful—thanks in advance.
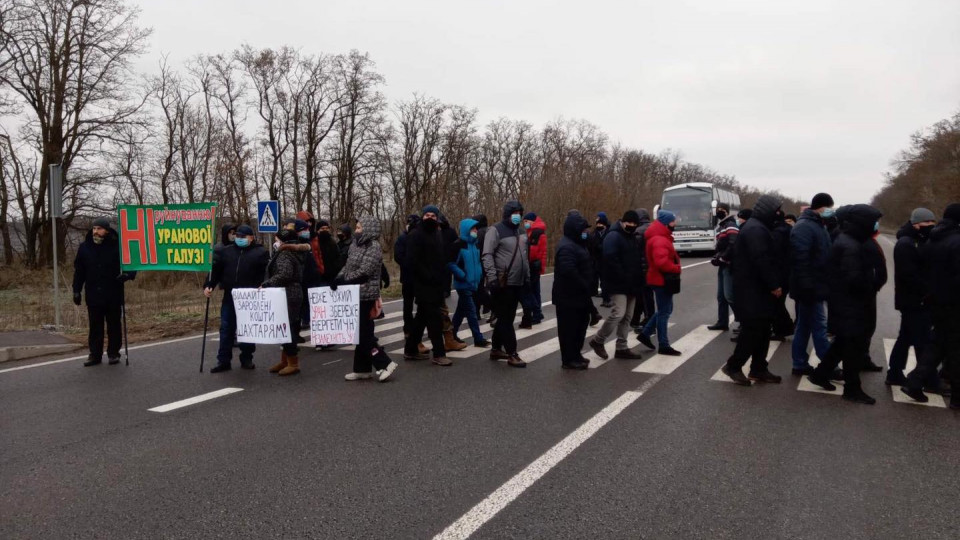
[132,0,960,205]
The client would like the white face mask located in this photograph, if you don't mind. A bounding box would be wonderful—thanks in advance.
[273,241,281,250]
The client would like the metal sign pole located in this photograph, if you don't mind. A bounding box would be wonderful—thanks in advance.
[49,164,62,330]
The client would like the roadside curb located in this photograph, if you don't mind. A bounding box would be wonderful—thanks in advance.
[0,343,84,364]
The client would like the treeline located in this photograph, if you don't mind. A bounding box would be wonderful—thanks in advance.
[0,0,803,268]
[872,110,960,225]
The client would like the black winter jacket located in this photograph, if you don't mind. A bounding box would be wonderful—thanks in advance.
[405,221,448,305]
[921,218,960,310]
[771,220,792,290]
[633,209,652,283]
[790,208,831,301]
[731,196,782,321]
[72,228,136,307]
[394,231,412,285]
[205,242,269,292]
[826,205,885,337]
[893,222,927,311]
[315,232,341,283]
[601,221,643,296]
[262,243,305,327]
[552,214,594,308]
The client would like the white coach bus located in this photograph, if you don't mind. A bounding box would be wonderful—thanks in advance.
[654,182,740,253]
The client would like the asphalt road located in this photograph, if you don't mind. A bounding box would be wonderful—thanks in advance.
[1,237,958,539]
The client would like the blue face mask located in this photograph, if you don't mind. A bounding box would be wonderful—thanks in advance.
[874,221,880,232]
[580,232,589,240]
[235,237,250,248]
[511,214,522,226]
[821,208,835,219]
[524,222,531,230]
[470,231,478,239]
[298,231,311,240]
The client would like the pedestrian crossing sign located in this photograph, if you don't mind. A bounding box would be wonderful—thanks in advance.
[257,200,280,233]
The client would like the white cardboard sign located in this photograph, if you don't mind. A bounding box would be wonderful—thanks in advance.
[232,287,291,344]
[307,285,360,345]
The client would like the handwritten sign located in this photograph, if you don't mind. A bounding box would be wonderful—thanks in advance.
[232,288,291,345]
[308,285,360,345]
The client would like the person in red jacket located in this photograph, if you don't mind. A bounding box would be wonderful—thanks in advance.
[637,210,682,355]
[520,212,547,327]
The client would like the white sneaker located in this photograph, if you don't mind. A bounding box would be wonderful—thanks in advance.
[378,361,398,382]
[344,372,375,381]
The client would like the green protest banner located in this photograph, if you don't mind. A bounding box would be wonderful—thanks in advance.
[117,203,218,272]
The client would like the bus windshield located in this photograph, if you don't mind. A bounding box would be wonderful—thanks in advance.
[661,187,713,230]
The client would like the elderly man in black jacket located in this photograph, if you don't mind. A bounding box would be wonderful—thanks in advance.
[901,203,960,408]
[73,218,137,367]
[553,213,595,370]
[721,196,784,385]
[203,225,269,372]
[807,204,887,404]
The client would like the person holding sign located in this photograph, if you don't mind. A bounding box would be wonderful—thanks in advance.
[204,225,269,372]
[263,229,307,376]
[73,218,136,367]
[336,215,399,382]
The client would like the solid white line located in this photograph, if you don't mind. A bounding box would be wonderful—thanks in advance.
[148,387,243,413]
[681,260,712,270]
[0,334,206,375]
[433,376,662,540]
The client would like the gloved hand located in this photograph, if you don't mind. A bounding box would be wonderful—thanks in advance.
[73,293,82,306]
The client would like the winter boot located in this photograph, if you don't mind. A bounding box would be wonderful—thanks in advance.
[269,351,289,374]
[444,331,467,351]
[278,355,300,376]
[418,342,431,355]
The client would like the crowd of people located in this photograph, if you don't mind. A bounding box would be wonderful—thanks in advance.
[71,192,960,410]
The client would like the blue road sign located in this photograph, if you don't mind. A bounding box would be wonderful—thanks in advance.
[257,200,280,233]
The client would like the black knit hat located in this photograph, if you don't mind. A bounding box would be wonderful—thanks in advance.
[944,203,960,223]
[622,210,641,223]
[737,208,753,220]
[811,193,834,210]
[92,217,111,229]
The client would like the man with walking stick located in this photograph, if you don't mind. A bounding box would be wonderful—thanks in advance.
[73,218,136,367]
[203,225,269,373]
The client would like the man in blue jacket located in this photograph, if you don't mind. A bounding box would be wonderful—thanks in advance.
[789,193,835,375]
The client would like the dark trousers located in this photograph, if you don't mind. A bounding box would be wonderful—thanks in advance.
[716,268,731,325]
[354,299,391,373]
[906,309,960,396]
[520,272,543,322]
[813,333,871,393]
[475,282,491,315]
[87,302,122,359]
[492,286,521,354]
[281,318,301,356]
[405,300,446,358]
[402,283,415,336]
[890,308,932,378]
[631,284,654,326]
[217,294,255,366]
[726,318,772,373]
[557,303,590,365]
[452,290,484,341]
[772,294,794,336]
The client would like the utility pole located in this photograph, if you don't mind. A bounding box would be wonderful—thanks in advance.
[49,164,63,330]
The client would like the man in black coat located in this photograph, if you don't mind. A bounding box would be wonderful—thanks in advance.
[588,210,645,361]
[553,213,595,370]
[394,214,420,342]
[72,218,136,367]
[203,225,269,372]
[901,203,960,408]
[721,195,784,385]
[437,213,466,351]
[807,204,886,404]
[886,208,936,386]
[770,209,794,339]
[403,205,452,366]
[591,212,611,306]
[630,208,655,329]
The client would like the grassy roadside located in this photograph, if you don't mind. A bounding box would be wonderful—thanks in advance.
[0,262,402,344]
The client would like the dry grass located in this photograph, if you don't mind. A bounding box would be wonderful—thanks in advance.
[0,261,401,343]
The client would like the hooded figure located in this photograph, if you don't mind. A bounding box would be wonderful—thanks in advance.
[808,204,886,404]
[480,200,530,367]
[72,219,136,366]
[335,215,398,381]
[448,218,489,347]
[552,213,595,369]
[403,206,455,365]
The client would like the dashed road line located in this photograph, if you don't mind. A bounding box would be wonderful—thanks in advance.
[148,387,244,413]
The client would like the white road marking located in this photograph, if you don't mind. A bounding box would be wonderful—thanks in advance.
[0,334,206,375]
[433,376,662,540]
[633,322,728,375]
[711,340,782,382]
[322,359,343,366]
[586,323,674,368]
[680,260,713,270]
[148,387,243,413]
[882,339,946,408]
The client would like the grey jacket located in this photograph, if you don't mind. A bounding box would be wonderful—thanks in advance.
[337,215,383,301]
[482,221,530,288]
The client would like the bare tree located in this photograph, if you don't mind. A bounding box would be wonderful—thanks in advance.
[0,0,150,265]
